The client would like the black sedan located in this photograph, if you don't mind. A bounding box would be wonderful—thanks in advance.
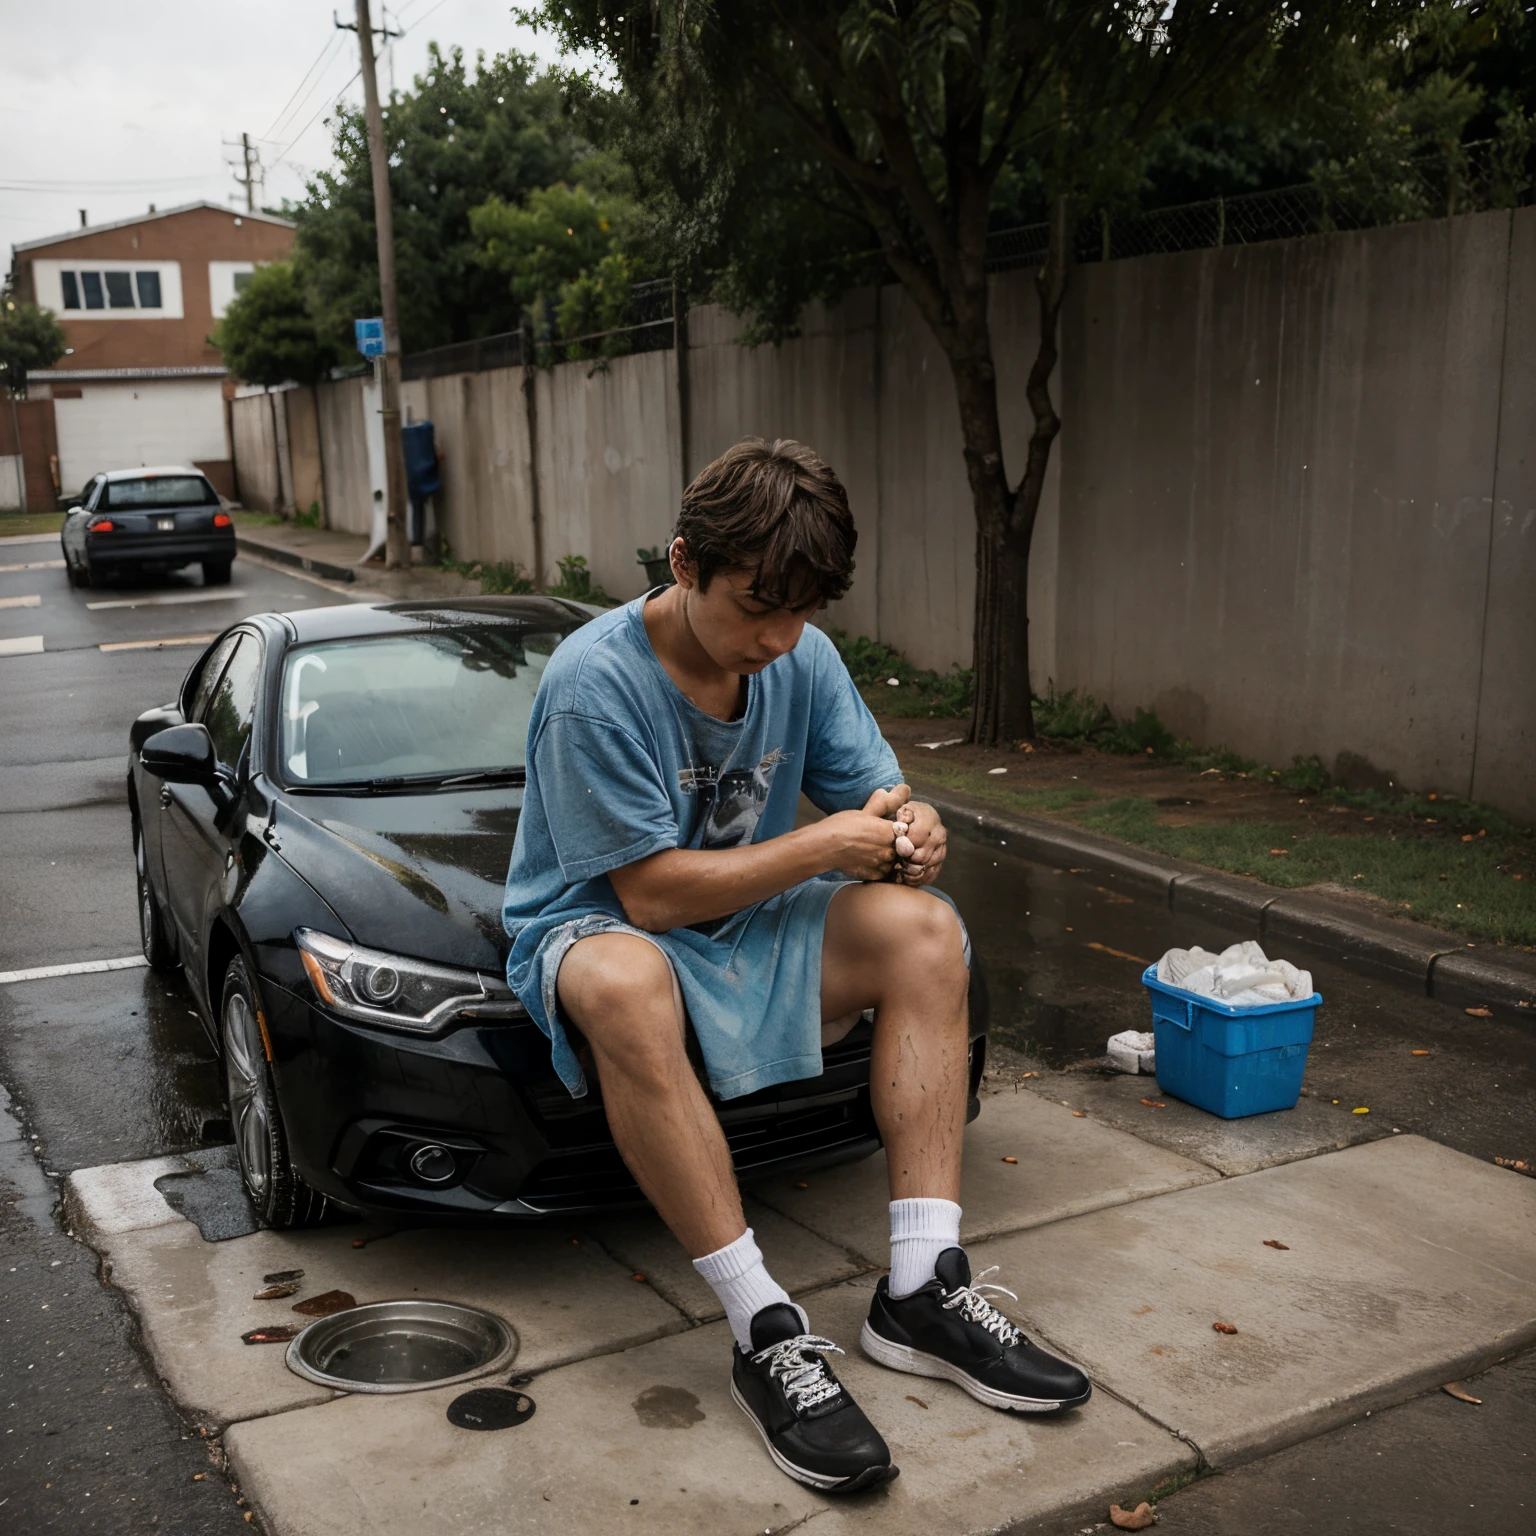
[63,466,236,588]
[128,597,989,1229]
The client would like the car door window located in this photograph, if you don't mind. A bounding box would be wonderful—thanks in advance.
[186,634,241,722]
[202,636,262,772]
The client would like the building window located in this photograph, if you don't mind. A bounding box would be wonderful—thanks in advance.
[58,270,166,312]
[233,270,254,296]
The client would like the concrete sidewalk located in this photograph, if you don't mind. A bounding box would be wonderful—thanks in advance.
[64,1084,1536,1535]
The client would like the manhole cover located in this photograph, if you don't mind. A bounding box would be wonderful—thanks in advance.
[447,1387,536,1431]
[286,1300,518,1394]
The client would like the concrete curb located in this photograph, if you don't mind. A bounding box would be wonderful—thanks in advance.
[911,778,1536,1013]
[235,533,356,583]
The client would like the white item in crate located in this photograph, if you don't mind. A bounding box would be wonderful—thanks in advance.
[1107,1030,1157,1075]
[1155,941,1313,1009]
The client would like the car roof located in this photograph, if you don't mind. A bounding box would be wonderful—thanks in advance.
[101,465,206,480]
[275,595,600,645]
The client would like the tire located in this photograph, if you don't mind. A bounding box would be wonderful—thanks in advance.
[220,955,330,1229]
[203,559,233,586]
[133,819,178,971]
[69,555,92,589]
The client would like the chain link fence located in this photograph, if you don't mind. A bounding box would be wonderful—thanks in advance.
[405,137,1531,380]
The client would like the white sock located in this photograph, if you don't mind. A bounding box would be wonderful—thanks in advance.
[693,1228,804,1353]
[888,1197,962,1298]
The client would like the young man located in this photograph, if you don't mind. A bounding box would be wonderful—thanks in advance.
[503,439,1089,1494]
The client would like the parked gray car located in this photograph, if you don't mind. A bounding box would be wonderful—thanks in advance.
[61,465,236,588]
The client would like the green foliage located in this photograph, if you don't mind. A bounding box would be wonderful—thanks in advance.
[211,263,337,386]
[293,501,323,530]
[0,300,66,394]
[287,46,590,354]
[546,553,615,604]
[824,627,972,718]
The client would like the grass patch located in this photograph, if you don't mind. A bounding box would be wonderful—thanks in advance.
[440,548,618,604]
[916,761,1100,815]
[1146,1467,1205,1504]
[1080,795,1535,945]
[231,509,287,529]
[0,510,66,538]
[826,628,972,718]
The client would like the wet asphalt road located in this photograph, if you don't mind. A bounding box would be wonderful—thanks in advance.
[1,532,1532,1532]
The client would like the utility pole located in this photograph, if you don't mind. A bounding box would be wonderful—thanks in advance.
[227,133,263,213]
[339,0,409,569]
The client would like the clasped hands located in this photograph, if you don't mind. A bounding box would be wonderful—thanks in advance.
[824,783,946,887]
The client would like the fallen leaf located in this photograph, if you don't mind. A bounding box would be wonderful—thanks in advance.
[1019,1071,1039,1079]
[988,767,1008,775]
[1072,1110,1087,1118]
[1212,1321,1239,1335]
[351,1239,367,1249]
[1140,1099,1167,1109]
[630,1273,646,1283]
[1352,1106,1370,1115]
[263,1269,304,1284]
[905,1395,928,1409]
[1411,1049,1432,1056]
[253,1282,299,1301]
[1087,941,1152,964]
[1002,1156,1018,1164]
[1109,1501,1157,1530]
[1269,848,1288,855]
[1495,1157,1531,1172]
[1263,1240,1290,1250]
[292,1289,356,1318]
[1442,1382,1482,1404]
[793,1180,809,1189]
[1462,833,1475,843]
[1465,1007,1493,1018]
[242,1326,300,1345]
[193,1473,205,1481]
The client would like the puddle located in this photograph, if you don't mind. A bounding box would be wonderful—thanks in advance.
[154,1144,261,1240]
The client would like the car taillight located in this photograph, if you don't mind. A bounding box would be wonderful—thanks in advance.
[88,518,116,533]
[213,512,232,528]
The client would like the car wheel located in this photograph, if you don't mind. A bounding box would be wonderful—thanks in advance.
[220,956,330,1229]
[203,559,233,586]
[133,819,178,971]
[69,555,91,589]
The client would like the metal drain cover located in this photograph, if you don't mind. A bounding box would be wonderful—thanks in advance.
[286,1300,517,1394]
[447,1387,536,1431]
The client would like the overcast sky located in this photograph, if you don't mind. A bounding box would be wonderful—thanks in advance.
[1,0,575,266]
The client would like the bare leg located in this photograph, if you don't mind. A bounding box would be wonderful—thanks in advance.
[820,883,970,1202]
[557,932,745,1257]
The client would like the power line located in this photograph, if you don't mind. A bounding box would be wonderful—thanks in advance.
[0,175,215,193]
[262,31,347,145]
[268,69,362,174]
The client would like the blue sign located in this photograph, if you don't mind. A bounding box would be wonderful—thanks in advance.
[354,317,385,358]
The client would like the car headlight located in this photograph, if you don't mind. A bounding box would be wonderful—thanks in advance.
[295,928,522,1034]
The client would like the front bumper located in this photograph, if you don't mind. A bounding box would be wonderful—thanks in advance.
[259,977,986,1221]
[86,531,236,571]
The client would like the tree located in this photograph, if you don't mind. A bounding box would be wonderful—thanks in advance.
[0,299,66,396]
[538,1,1424,744]
[211,262,338,386]
[288,45,593,354]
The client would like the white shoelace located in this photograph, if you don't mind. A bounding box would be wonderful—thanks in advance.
[940,1266,1024,1346]
[751,1334,845,1411]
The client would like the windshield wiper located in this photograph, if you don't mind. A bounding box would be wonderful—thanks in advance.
[290,769,524,793]
[433,768,526,789]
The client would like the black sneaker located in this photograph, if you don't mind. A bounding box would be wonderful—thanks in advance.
[730,1302,898,1494]
[861,1247,1092,1412]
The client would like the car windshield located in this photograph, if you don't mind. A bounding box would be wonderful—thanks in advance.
[280,626,571,787]
[102,475,216,508]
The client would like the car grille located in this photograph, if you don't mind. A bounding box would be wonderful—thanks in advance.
[514,1096,879,1214]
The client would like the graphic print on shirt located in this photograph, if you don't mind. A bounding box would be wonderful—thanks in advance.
[681,748,789,849]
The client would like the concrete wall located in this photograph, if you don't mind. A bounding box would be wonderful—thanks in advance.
[261,205,1534,819]
[1053,207,1530,816]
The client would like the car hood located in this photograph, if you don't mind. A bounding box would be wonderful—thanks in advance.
[269,789,523,973]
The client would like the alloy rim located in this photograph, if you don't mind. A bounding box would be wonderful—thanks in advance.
[135,834,154,961]
[223,991,271,1198]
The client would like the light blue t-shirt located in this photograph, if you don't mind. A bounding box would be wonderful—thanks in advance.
[503,592,902,1098]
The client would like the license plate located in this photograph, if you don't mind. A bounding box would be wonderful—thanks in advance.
[157,517,175,531]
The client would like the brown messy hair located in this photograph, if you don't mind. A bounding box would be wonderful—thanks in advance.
[675,438,856,608]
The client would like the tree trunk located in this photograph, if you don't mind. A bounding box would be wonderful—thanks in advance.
[959,195,1072,746]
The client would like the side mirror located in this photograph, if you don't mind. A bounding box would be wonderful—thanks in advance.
[141,723,219,784]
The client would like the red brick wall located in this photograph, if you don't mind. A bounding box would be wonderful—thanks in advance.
[16,204,295,372]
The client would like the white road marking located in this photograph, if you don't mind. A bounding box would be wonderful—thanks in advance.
[0,559,65,572]
[100,632,216,653]
[0,955,148,986]
[0,532,57,547]
[86,588,246,612]
[0,593,41,609]
[0,634,44,657]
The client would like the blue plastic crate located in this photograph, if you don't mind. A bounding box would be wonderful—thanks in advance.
[1141,965,1321,1119]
